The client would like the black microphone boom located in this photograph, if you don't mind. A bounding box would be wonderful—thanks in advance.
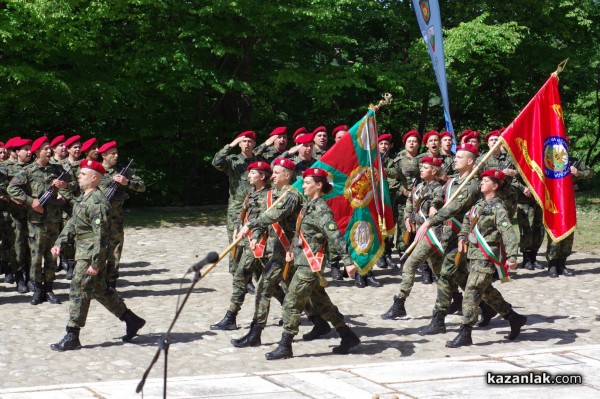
[188,252,220,273]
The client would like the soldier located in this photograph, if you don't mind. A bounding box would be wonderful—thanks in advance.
[265,167,360,360]
[439,131,456,177]
[514,171,545,271]
[292,127,308,142]
[381,157,445,320]
[98,141,146,289]
[232,158,302,347]
[50,160,145,351]
[254,126,288,164]
[0,141,7,162]
[212,130,261,278]
[210,161,271,331]
[312,126,328,159]
[332,125,349,143]
[81,138,99,161]
[416,130,441,160]
[284,133,316,175]
[8,136,70,305]
[457,130,472,144]
[49,135,68,165]
[446,169,527,348]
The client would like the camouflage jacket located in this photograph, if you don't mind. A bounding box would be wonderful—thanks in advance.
[440,153,456,177]
[394,150,420,192]
[381,151,407,199]
[313,147,327,160]
[212,145,261,203]
[55,188,110,269]
[98,164,146,217]
[7,162,71,223]
[237,185,270,249]
[458,196,519,268]
[404,180,444,228]
[254,143,284,164]
[247,186,304,257]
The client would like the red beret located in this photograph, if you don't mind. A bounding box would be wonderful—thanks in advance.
[98,141,117,154]
[50,135,66,148]
[462,131,480,143]
[312,126,327,135]
[440,131,452,139]
[0,141,3,148]
[247,161,272,173]
[4,137,16,150]
[79,159,106,175]
[81,138,98,153]
[332,125,349,137]
[484,130,501,141]
[273,157,296,170]
[31,136,49,153]
[456,143,479,156]
[420,156,443,167]
[236,130,257,141]
[302,167,329,179]
[422,130,440,144]
[65,135,82,148]
[13,138,33,149]
[480,169,506,181]
[295,132,314,144]
[269,126,287,137]
[378,133,392,142]
[458,130,472,141]
[402,130,421,145]
[293,127,308,140]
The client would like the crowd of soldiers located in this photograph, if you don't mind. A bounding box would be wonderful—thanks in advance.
[211,125,593,358]
[0,135,147,350]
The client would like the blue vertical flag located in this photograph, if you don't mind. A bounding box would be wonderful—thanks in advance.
[412,0,455,147]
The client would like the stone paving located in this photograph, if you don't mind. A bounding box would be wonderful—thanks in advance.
[0,221,599,398]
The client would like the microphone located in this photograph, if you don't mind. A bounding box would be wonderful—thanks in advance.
[188,251,220,273]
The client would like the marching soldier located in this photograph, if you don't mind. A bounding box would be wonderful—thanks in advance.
[254,126,288,164]
[50,159,145,351]
[98,141,146,288]
[312,126,328,159]
[447,169,527,347]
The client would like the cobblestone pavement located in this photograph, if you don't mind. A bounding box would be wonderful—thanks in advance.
[1,222,599,395]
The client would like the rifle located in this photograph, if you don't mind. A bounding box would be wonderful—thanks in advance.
[455,214,479,266]
[105,159,134,201]
[38,172,66,207]
[403,185,424,244]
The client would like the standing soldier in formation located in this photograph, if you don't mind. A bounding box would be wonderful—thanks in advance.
[50,160,145,351]
[285,133,316,175]
[0,139,15,283]
[8,137,70,305]
[81,138,99,161]
[60,135,83,278]
[98,141,146,289]
[211,161,272,331]
[332,125,349,143]
[447,169,527,348]
[49,135,68,165]
[514,169,545,271]
[254,127,288,164]
[312,126,328,159]
[439,131,456,178]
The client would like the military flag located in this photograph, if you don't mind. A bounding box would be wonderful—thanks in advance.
[500,74,576,242]
[293,109,396,274]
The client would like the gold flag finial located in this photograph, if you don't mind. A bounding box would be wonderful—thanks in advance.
[552,58,569,79]
[370,93,393,111]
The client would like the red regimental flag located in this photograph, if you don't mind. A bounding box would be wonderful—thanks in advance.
[500,75,576,242]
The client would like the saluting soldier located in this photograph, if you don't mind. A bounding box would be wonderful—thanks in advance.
[8,136,70,305]
[283,132,316,175]
[254,126,288,164]
[50,160,145,351]
[447,169,527,348]
[312,126,328,159]
[98,141,146,289]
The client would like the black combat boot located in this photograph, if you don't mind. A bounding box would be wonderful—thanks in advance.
[445,325,473,348]
[302,315,332,341]
[65,262,75,280]
[15,272,28,294]
[365,271,383,287]
[376,256,387,269]
[330,261,344,280]
[246,281,255,295]
[4,273,14,284]
[57,254,69,272]
[520,251,534,270]
[332,325,361,354]
[30,282,45,305]
[477,301,498,327]
[448,292,463,315]
[558,257,574,276]
[355,273,366,288]
[50,327,82,351]
[547,260,558,278]
[381,296,406,319]
[384,254,397,269]
[210,310,238,330]
[120,309,146,341]
[418,310,447,335]
[421,265,433,284]
[231,321,263,348]
[505,310,527,340]
[25,273,34,292]
[265,332,293,360]
[530,252,544,270]
[44,281,60,304]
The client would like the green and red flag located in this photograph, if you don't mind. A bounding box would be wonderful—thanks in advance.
[500,74,576,242]
[293,108,396,274]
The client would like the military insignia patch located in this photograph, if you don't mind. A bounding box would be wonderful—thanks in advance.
[327,223,337,231]
[95,218,101,225]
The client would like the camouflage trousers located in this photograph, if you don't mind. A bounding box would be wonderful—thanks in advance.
[282,265,346,337]
[434,240,468,315]
[395,195,410,253]
[253,257,289,328]
[106,214,125,283]
[546,232,574,261]
[462,263,513,327]
[517,202,544,253]
[10,212,30,274]
[60,212,76,260]
[67,259,127,329]
[398,239,443,299]
[228,249,264,313]
[28,221,61,283]
[226,199,244,275]
[0,210,17,273]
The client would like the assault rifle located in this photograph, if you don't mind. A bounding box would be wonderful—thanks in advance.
[38,172,66,207]
[105,159,134,201]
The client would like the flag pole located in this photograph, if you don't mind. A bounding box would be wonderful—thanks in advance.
[552,58,569,78]
[370,93,393,233]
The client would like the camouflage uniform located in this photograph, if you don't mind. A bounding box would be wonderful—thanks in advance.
[381,151,406,258]
[440,153,456,177]
[98,163,146,284]
[478,152,518,218]
[7,162,70,285]
[254,144,283,165]
[56,158,81,263]
[283,197,353,337]
[458,196,519,326]
[212,145,260,274]
[514,175,544,256]
[393,150,420,253]
[396,180,444,299]
[55,188,127,328]
[313,147,327,160]
[0,163,15,275]
[6,160,32,280]
[246,186,304,327]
